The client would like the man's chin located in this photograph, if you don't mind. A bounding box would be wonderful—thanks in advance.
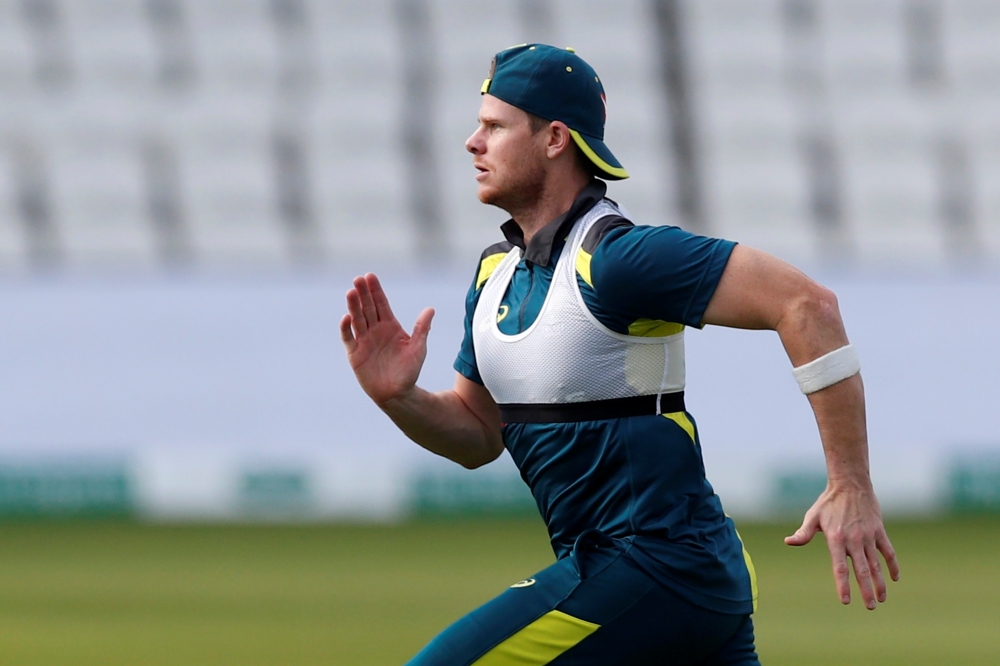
[477,185,500,207]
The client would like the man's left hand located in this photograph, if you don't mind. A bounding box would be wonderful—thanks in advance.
[785,484,901,610]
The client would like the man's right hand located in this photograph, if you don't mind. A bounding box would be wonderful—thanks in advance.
[340,273,503,469]
[340,273,435,407]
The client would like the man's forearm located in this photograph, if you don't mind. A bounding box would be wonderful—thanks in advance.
[768,279,871,485]
[806,374,873,490]
[378,386,504,469]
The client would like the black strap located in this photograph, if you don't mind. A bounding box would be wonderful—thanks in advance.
[498,392,685,424]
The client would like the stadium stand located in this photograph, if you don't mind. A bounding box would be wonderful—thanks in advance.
[944,0,1000,261]
[824,0,944,266]
[555,0,677,232]
[0,0,996,270]
[433,0,522,259]
[311,0,413,264]
[0,141,24,268]
[687,0,815,262]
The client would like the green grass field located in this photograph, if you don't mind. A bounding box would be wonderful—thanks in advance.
[0,517,998,665]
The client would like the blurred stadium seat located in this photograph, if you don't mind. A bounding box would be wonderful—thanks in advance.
[311,0,413,263]
[0,142,26,267]
[0,0,997,270]
[688,0,814,261]
[433,0,521,258]
[945,0,1000,260]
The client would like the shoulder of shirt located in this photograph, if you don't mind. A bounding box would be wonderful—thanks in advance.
[575,214,633,288]
[474,240,516,291]
[581,214,635,255]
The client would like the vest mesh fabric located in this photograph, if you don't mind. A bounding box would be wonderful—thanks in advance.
[473,200,686,406]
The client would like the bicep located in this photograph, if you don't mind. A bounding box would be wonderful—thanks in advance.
[702,245,850,366]
[701,244,820,330]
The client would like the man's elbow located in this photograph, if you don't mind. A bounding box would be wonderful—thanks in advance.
[457,456,489,470]
[781,282,843,333]
[806,283,840,322]
[455,439,504,470]
[456,451,499,470]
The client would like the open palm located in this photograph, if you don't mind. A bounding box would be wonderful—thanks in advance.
[340,273,435,406]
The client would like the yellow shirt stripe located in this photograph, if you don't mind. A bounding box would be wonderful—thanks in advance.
[575,248,594,287]
[628,319,684,337]
[477,252,508,290]
[472,610,599,665]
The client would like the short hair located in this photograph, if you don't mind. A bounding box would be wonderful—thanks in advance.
[526,112,599,179]
[526,112,549,134]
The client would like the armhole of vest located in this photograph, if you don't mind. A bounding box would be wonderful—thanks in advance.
[581,215,633,255]
[476,241,516,291]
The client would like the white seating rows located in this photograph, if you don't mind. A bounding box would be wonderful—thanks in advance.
[0,0,997,271]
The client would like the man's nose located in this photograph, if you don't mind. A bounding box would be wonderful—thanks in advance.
[466,128,484,154]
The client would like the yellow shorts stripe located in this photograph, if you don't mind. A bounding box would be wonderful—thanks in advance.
[663,411,696,443]
[733,528,759,612]
[471,610,599,665]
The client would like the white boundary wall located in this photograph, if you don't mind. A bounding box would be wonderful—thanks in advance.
[0,269,997,519]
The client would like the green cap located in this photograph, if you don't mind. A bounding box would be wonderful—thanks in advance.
[481,44,629,180]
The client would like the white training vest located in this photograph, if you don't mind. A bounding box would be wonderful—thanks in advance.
[473,200,685,406]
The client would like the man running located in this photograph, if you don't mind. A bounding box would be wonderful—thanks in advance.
[341,44,899,665]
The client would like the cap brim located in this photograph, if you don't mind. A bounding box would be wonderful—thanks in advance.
[570,129,629,180]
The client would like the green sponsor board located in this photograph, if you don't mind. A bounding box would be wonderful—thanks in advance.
[949,455,1000,512]
[410,470,537,516]
[0,464,132,517]
[772,469,827,514]
[239,470,312,515]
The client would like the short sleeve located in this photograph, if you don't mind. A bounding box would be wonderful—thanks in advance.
[454,265,485,385]
[589,225,736,328]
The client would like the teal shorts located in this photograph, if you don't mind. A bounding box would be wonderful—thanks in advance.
[407,530,760,666]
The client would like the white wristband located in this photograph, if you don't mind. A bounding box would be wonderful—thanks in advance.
[792,344,861,394]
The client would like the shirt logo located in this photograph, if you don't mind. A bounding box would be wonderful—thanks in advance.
[510,578,536,588]
[497,305,510,322]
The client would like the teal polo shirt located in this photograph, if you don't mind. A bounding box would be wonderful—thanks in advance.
[454,180,756,615]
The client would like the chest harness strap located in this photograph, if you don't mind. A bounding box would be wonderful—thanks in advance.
[499,391,685,424]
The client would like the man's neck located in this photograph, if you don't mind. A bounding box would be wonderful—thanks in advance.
[510,174,591,244]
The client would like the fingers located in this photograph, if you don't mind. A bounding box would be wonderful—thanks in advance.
[877,530,901,582]
[829,530,893,610]
[348,274,399,337]
[412,307,435,345]
[858,528,900,608]
[784,512,819,547]
[867,540,887,604]
[366,273,397,323]
[346,273,387,336]
[346,287,367,336]
[354,275,379,327]
[846,540,877,610]
[340,313,356,353]
[787,493,899,609]
[825,535,853,605]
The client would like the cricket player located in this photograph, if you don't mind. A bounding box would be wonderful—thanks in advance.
[341,44,899,665]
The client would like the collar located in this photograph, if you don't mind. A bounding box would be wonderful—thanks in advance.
[499,179,608,266]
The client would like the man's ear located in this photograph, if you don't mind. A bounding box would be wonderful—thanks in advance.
[545,121,574,159]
